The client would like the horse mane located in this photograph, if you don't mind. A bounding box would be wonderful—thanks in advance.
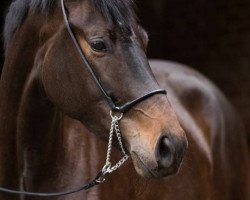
[3,0,136,50]
[3,0,55,49]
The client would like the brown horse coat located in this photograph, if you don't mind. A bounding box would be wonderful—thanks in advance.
[0,1,249,199]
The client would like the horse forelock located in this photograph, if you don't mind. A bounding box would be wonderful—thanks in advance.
[3,0,137,51]
[91,0,137,30]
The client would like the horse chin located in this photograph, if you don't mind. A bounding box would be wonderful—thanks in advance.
[130,152,157,179]
[131,151,180,179]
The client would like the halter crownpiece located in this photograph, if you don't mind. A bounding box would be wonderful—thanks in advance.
[0,0,167,196]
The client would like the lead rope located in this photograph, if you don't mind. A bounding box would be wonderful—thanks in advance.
[0,112,129,197]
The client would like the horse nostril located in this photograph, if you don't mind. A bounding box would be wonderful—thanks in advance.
[156,136,175,168]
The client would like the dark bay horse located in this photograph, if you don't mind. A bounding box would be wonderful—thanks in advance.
[0,0,249,200]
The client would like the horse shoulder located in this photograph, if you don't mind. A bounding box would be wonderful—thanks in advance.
[150,59,249,199]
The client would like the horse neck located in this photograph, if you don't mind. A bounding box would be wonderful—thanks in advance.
[0,8,62,190]
[16,72,106,195]
[0,7,105,195]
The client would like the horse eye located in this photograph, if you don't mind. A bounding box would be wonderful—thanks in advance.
[90,40,107,52]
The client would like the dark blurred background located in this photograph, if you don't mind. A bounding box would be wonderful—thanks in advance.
[0,0,249,139]
[0,1,9,66]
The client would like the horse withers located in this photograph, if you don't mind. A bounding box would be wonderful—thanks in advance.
[0,0,248,199]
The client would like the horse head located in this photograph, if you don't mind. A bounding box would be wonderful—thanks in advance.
[41,0,187,179]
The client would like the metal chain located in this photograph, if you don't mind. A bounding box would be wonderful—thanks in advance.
[100,112,129,179]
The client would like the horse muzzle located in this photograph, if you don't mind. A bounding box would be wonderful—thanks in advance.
[130,132,187,179]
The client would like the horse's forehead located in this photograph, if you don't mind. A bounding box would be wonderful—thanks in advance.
[73,0,135,33]
[71,7,134,39]
[70,2,108,30]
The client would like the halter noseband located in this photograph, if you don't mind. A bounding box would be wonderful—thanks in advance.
[0,0,166,197]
